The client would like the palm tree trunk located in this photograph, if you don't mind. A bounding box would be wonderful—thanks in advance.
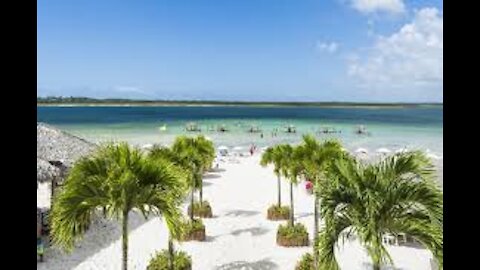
[189,189,195,221]
[199,173,203,206]
[168,235,174,270]
[102,207,107,218]
[313,192,319,270]
[190,179,195,221]
[122,208,129,270]
[290,181,294,227]
[277,175,282,207]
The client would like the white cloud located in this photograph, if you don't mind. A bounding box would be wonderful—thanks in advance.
[316,41,339,53]
[350,0,405,14]
[347,7,443,101]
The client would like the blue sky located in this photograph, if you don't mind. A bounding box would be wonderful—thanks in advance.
[37,0,443,102]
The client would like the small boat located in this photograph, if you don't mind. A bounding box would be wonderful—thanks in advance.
[185,122,201,132]
[284,124,296,134]
[318,125,341,134]
[159,124,167,132]
[355,125,371,135]
[217,124,229,132]
[247,125,262,133]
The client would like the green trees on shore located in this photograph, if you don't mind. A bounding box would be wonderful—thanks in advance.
[261,135,443,270]
[317,151,443,270]
[50,135,215,270]
[171,135,215,219]
[48,134,443,270]
[295,135,345,269]
[50,143,188,270]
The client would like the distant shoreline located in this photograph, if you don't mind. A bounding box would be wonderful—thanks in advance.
[37,100,443,109]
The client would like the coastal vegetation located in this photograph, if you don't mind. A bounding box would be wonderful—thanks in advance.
[295,253,315,270]
[37,96,442,109]
[179,218,206,241]
[171,135,215,220]
[50,143,188,270]
[147,250,192,270]
[43,129,443,269]
[149,135,215,242]
[262,144,310,247]
[316,151,443,270]
[187,201,213,218]
[276,223,309,247]
[295,136,346,269]
[261,146,291,221]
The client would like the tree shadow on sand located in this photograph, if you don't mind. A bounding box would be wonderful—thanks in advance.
[361,263,404,270]
[38,211,150,270]
[296,212,313,218]
[230,226,270,237]
[203,181,214,187]
[203,173,222,179]
[210,168,226,173]
[207,226,270,242]
[215,258,278,270]
[224,209,260,217]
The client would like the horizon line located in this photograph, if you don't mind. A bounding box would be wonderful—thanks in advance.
[37,96,443,105]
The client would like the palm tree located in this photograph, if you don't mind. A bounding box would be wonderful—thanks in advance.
[277,144,301,227]
[50,142,188,270]
[149,145,191,270]
[260,146,284,208]
[296,135,344,269]
[195,136,215,205]
[318,151,443,270]
[171,135,215,219]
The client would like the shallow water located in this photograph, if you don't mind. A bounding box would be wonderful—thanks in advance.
[37,105,443,186]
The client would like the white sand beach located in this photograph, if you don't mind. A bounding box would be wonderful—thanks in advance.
[37,153,434,270]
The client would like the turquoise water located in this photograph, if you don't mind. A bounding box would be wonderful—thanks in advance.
[38,105,443,185]
[37,106,442,154]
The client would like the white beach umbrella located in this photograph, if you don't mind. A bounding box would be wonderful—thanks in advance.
[395,148,408,153]
[218,146,229,151]
[355,148,368,154]
[376,148,391,154]
[233,146,244,152]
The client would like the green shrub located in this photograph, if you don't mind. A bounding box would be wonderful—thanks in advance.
[188,201,213,218]
[267,205,290,220]
[295,253,314,270]
[147,249,192,270]
[277,223,309,247]
[180,219,206,241]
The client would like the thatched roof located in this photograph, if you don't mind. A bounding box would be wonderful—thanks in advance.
[37,158,60,183]
[37,122,97,168]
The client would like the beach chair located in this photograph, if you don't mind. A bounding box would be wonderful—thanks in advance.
[382,233,397,245]
[397,233,407,244]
